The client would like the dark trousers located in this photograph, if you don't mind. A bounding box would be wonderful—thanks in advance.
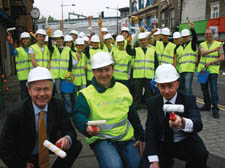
[200,74,219,111]
[31,139,82,168]
[139,137,208,168]
[19,80,29,100]
[133,78,152,109]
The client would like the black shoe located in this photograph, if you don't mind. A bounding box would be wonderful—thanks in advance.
[213,112,220,119]
[199,105,211,111]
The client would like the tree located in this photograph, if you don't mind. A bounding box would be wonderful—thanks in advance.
[48,15,55,22]
[39,16,46,22]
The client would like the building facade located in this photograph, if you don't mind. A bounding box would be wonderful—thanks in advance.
[0,0,34,76]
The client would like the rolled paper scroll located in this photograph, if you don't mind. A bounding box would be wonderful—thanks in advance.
[163,104,184,113]
[87,120,106,126]
[43,140,67,158]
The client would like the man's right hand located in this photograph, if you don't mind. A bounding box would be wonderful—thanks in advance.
[7,34,13,44]
[87,125,99,136]
[150,161,160,168]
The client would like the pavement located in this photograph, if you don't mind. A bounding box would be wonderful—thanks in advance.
[0,75,225,168]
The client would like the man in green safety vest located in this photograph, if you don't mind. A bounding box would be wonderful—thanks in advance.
[29,29,50,69]
[73,52,144,168]
[197,28,224,118]
[178,22,198,94]
[126,32,157,109]
[9,32,31,99]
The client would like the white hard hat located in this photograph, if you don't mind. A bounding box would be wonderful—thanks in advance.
[155,64,179,83]
[101,27,108,32]
[69,30,78,35]
[154,29,161,35]
[64,35,73,42]
[83,36,89,42]
[78,32,85,38]
[145,31,151,37]
[138,32,147,40]
[75,38,85,45]
[91,35,100,42]
[116,35,125,42]
[91,52,114,69]
[181,29,191,37]
[26,67,54,86]
[121,27,129,32]
[173,32,181,39]
[161,28,171,36]
[53,30,64,38]
[35,29,46,36]
[45,36,48,42]
[103,34,112,40]
[20,32,30,39]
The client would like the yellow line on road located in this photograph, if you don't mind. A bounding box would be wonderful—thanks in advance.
[196,98,225,111]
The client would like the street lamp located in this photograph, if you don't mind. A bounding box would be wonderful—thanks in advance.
[106,6,119,35]
[61,0,75,32]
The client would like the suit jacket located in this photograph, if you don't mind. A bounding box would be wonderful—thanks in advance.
[0,97,76,168]
[143,92,203,158]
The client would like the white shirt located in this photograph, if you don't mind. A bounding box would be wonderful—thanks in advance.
[148,92,194,163]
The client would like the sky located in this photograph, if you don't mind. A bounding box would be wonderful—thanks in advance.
[33,0,129,20]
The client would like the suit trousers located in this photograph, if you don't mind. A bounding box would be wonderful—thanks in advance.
[139,137,208,168]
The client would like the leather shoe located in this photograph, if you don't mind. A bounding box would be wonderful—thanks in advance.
[213,112,220,119]
[199,105,211,111]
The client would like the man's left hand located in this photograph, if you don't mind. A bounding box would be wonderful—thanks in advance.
[56,136,70,150]
[133,140,143,156]
[169,115,183,129]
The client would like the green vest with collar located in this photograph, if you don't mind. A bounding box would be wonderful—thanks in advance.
[15,47,30,80]
[197,41,222,74]
[71,50,87,86]
[178,42,198,73]
[80,82,134,144]
[156,41,176,65]
[113,48,132,80]
[50,46,71,79]
[30,44,50,68]
[133,47,155,79]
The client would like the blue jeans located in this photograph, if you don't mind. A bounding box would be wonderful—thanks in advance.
[200,74,218,111]
[93,140,141,168]
[19,80,29,99]
[179,72,193,95]
[54,79,62,98]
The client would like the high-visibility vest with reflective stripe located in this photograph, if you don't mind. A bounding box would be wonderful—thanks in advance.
[175,45,183,73]
[133,47,155,79]
[197,41,222,74]
[178,42,198,73]
[113,49,132,80]
[80,82,134,144]
[156,41,176,65]
[102,44,114,54]
[87,48,102,81]
[71,51,87,86]
[30,44,50,68]
[50,46,70,79]
[15,47,30,80]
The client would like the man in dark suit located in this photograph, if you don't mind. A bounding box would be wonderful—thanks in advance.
[0,67,82,168]
[140,64,208,168]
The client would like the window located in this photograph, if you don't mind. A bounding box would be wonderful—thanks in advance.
[146,16,152,31]
[146,0,152,7]
[139,0,144,9]
[210,1,220,19]
[132,0,137,12]
[161,11,165,27]
[170,9,175,28]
